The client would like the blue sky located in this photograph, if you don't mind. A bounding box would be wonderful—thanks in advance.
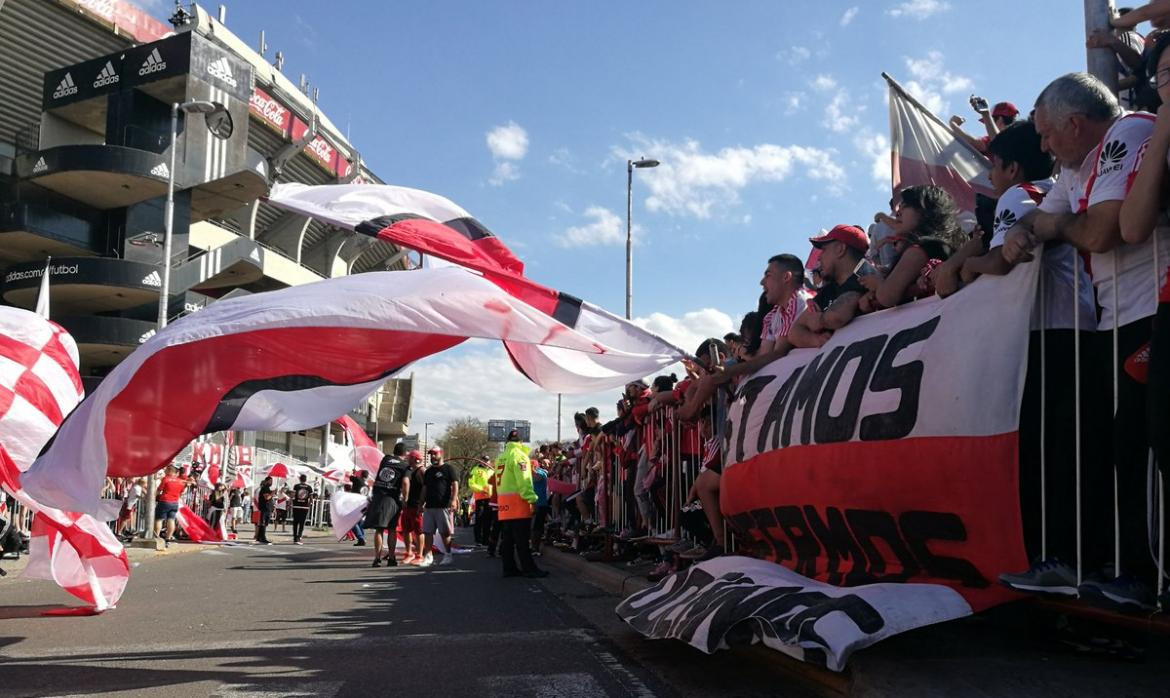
[208,0,1098,441]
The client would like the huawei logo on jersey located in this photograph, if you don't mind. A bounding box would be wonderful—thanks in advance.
[1097,139,1128,176]
[993,209,1017,235]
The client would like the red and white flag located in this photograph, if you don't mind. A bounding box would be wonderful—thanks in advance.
[337,415,382,474]
[0,307,128,610]
[24,265,684,515]
[267,183,686,393]
[884,73,995,212]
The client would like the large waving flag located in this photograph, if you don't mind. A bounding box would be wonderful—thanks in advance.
[0,307,128,610]
[337,415,383,473]
[267,183,687,393]
[24,266,684,515]
[883,73,995,212]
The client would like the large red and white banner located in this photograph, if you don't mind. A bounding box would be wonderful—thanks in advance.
[720,262,1039,613]
[24,266,683,515]
[885,74,995,212]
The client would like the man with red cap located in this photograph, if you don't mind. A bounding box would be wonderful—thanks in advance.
[401,449,427,564]
[789,224,875,348]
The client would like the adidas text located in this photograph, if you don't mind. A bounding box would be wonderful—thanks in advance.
[52,73,78,99]
[93,61,120,89]
[206,58,238,88]
[139,49,167,76]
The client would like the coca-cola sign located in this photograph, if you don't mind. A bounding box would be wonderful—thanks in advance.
[305,135,336,169]
[249,88,291,136]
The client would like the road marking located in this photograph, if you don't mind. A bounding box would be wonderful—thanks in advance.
[211,681,343,697]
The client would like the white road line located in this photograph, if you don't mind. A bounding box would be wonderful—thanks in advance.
[211,680,344,698]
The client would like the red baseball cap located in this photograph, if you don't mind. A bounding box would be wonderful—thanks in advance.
[992,102,1018,119]
[428,446,442,455]
[407,450,423,461]
[809,224,869,253]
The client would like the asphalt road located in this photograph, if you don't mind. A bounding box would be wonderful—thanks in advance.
[0,526,817,698]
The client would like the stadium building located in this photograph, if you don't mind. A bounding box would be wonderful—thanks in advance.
[0,0,414,465]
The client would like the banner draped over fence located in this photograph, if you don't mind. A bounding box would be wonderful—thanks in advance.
[719,264,1039,613]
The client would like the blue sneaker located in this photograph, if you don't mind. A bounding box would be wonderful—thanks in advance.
[998,559,1078,596]
[1078,574,1156,613]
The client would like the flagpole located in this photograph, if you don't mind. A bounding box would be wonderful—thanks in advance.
[35,256,52,319]
[881,72,991,163]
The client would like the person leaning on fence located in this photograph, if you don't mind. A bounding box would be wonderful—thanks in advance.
[1001,72,1170,611]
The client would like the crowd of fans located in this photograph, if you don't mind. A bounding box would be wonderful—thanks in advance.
[512,6,1170,614]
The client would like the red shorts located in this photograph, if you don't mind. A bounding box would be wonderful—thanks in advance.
[400,507,423,534]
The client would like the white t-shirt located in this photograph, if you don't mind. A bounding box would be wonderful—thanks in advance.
[1038,113,1170,329]
[990,178,1095,330]
[125,484,142,507]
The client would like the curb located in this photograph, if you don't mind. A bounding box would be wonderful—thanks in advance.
[541,547,654,597]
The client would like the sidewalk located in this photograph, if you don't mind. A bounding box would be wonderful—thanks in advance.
[540,547,1170,697]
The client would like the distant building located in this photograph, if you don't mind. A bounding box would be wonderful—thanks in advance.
[0,0,412,461]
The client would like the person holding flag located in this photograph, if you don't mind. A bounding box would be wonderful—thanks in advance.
[494,430,546,578]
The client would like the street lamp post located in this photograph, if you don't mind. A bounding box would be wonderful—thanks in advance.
[144,100,231,541]
[625,157,659,319]
[423,422,435,456]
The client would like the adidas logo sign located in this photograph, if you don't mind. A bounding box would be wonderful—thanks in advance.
[141,270,162,287]
[52,72,77,99]
[138,329,156,344]
[150,162,170,179]
[93,60,120,88]
[206,57,238,88]
[32,157,47,174]
[138,48,166,76]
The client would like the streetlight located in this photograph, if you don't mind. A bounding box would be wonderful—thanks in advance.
[626,157,659,319]
[423,422,435,456]
[144,100,231,542]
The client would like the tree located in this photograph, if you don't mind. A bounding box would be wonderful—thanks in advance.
[436,417,499,490]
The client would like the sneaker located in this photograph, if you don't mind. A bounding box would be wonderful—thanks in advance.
[438,554,453,566]
[353,540,366,547]
[295,541,303,546]
[998,559,1079,596]
[647,560,674,582]
[1078,574,1156,613]
[418,555,434,568]
[371,559,381,568]
[402,553,417,565]
[386,557,398,567]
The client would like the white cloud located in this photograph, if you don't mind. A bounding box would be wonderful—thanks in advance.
[777,45,812,65]
[887,0,950,19]
[409,307,735,443]
[557,206,627,247]
[784,91,806,115]
[633,308,735,358]
[811,74,837,92]
[840,6,860,26]
[486,121,529,160]
[900,50,972,116]
[825,91,861,133]
[489,161,519,186]
[853,128,892,187]
[486,121,529,185]
[613,135,848,219]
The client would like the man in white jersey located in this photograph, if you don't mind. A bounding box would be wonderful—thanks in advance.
[1002,73,1170,611]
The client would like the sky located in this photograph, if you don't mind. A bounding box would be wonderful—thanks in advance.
[186,0,1100,442]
